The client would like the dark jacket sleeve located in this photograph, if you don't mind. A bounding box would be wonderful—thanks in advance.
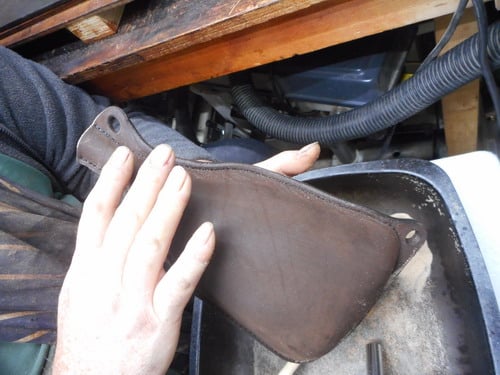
[0,46,212,200]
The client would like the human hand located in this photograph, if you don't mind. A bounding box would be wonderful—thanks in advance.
[255,142,320,176]
[53,141,319,374]
[53,144,215,375]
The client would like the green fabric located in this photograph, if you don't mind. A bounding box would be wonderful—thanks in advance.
[0,343,50,375]
[58,194,83,208]
[0,153,53,197]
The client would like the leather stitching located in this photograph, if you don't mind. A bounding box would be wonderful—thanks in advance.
[94,124,149,161]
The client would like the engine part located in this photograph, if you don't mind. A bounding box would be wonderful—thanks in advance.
[275,51,407,108]
[330,142,358,164]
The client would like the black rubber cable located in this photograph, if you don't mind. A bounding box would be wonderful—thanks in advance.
[418,0,469,70]
[375,125,397,160]
[232,22,500,145]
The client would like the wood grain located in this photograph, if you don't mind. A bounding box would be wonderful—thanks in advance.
[0,0,133,47]
[436,8,479,155]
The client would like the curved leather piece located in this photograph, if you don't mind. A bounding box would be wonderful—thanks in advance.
[77,106,426,362]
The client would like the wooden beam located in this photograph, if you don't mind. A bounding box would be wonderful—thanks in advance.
[436,8,479,155]
[67,6,125,43]
[0,0,133,47]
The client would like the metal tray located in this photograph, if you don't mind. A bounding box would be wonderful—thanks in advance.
[189,159,499,375]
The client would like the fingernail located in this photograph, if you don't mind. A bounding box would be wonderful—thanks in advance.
[169,166,188,191]
[193,222,215,265]
[195,222,214,245]
[110,146,130,167]
[150,144,173,168]
[298,142,319,157]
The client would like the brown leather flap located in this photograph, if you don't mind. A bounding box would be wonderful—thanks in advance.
[77,106,426,362]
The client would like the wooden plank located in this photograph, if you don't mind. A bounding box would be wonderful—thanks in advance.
[440,81,480,155]
[0,0,133,47]
[71,0,480,100]
[67,6,125,43]
[436,8,479,155]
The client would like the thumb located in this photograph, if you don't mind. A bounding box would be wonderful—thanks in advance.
[255,142,320,177]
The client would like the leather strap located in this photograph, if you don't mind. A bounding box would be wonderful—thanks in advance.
[77,106,426,362]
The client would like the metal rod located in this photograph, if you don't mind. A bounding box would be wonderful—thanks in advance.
[367,342,384,375]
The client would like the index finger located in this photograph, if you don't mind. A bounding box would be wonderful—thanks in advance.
[75,146,133,253]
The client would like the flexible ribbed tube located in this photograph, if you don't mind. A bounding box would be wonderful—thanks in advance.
[232,22,500,145]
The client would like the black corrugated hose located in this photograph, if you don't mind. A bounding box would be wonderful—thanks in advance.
[232,22,500,145]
